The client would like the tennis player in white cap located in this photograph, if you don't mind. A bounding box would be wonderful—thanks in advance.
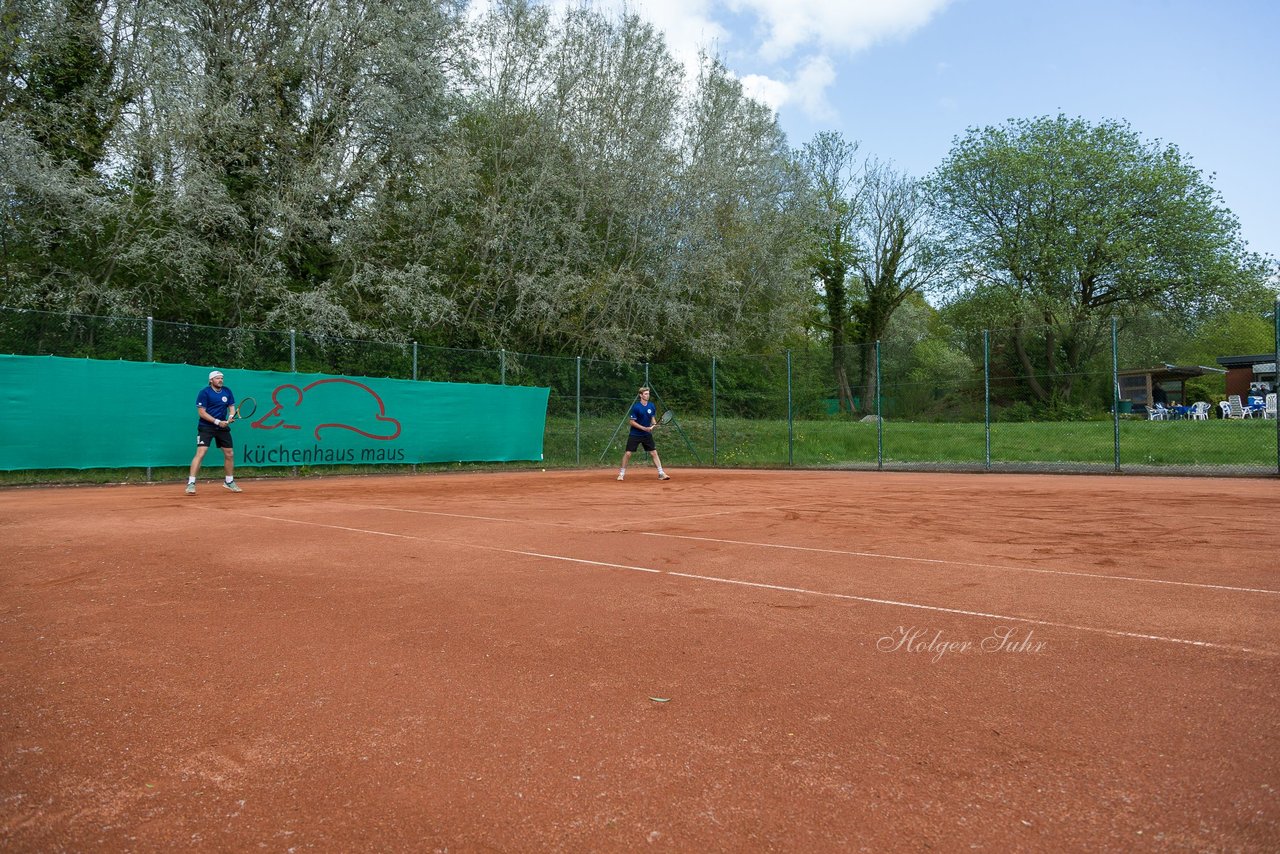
[186,369,242,494]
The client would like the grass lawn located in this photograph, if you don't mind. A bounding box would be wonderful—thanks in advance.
[548,415,1280,471]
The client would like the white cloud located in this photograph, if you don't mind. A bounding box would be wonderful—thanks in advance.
[791,54,837,119]
[739,54,835,120]
[725,0,952,61]
[739,74,791,112]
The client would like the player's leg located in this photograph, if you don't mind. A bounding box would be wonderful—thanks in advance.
[649,448,669,480]
[620,430,645,480]
[189,445,209,478]
[218,433,242,492]
[188,437,208,478]
[187,438,210,493]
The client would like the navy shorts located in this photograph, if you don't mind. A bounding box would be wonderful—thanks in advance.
[626,432,655,452]
[197,425,233,449]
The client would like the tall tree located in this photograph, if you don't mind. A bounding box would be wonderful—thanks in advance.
[798,131,861,412]
[849,159,950,413]
[670,54,810,357]
[929,114,1272,404]
[114,0,462,329]
[0,0,127,309]
[449,2,809,359]
[445,0,684,356]
[10,0,119,172]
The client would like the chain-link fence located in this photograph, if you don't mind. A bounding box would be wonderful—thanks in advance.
[2,306,1277,478]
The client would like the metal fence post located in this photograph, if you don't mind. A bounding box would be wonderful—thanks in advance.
[1274,298,1279,475]
[711,356,717,466]
[500,349,506,385]
[983,330,990,471]
[290,329,297,477]
[409,342,419,472]
[876,340,883,470]
[575,355,582,467]
[146,316,153,483]
[786,350,793,466]
[1113,317,1121,473]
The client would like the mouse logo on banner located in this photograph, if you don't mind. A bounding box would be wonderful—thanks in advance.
[252,378,402,441]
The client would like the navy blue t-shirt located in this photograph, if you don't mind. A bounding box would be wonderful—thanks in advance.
[628,400,656,436]
[196,385,235,426]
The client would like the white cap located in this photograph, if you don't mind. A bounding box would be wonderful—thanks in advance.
[209,370,224,380]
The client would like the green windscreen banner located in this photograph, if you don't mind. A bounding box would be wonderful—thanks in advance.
[0,355,549,470]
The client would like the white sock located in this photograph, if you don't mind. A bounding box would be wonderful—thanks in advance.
[225,475,234,483]
[619,468,626,475]
[188,477,196,484]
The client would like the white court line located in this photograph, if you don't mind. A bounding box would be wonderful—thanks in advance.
[322,501,598,528]
[246,513,419,539]
[241,512,660,574]
[632,506,779,525]
[312,502,1280,597]
[640,532,1280,596]
[667,572,1274,655]
[233,511,1275,657]
[328,501,763,530]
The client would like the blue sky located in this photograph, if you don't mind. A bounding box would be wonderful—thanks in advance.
[532,0,1279,263]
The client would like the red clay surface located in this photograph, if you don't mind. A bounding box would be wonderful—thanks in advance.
[1,469,1277,851]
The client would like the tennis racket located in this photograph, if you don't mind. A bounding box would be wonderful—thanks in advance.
[655,409,674,428]
[229,397,257,423]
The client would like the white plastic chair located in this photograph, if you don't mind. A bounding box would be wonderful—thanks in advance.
[1266,393,1278,420]
[1227,395,1251,419]
[1218,400,1232,419]
[1147,403,1167,420]
[1189,401,1210,420]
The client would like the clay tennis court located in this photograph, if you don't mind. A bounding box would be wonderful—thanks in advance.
[2,469,1277,851]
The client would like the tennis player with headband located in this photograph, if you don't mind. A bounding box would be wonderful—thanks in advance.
[186,369,243,494]
[617,386,670,482]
